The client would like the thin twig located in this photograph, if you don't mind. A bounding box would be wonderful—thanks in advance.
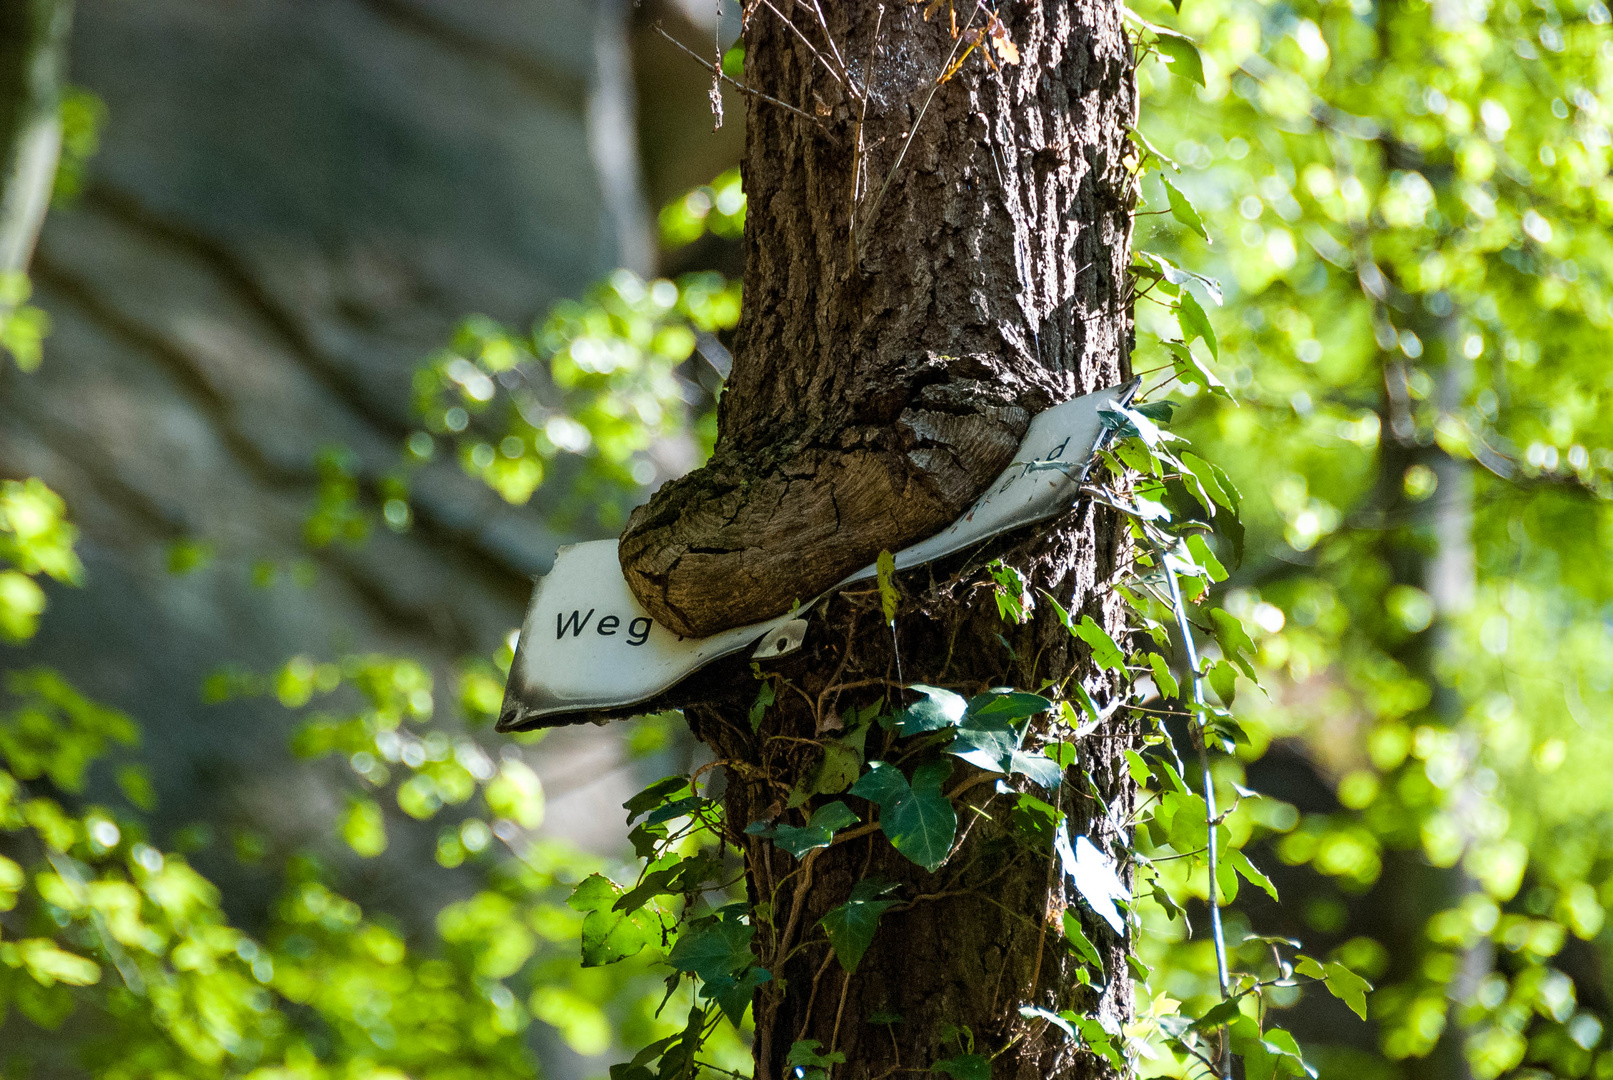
[654,24,827,128]
[759,0,851,88]
[808,0,851,78]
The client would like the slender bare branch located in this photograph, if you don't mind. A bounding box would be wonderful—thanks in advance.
[653,23,828,129]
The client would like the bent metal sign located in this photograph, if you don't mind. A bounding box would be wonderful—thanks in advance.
[498,379,1139,731]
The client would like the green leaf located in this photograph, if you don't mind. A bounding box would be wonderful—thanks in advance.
[668,918,755,984]
[878,759,958,871]
[1176,288,1218,359]
[1072,616,1124,672]
[1162,339,1229,398]
[876,549,899,625]
[1228,848,1279,901]
[819,878,898,972]
[947,714,1020,772]
[624,776,688,822]
[1211,609,1257,676]
[895,685,967,734]
[786,1039,846,1080]
[1153,30,1205,86]
[848,760,909,808]
[788,739,864,807]
[1322,960,1373,1020]
[569,875,659,966]
[1191,995,1247,1030]
[704,964,771,1027]
[1062,910,1105,970]
[1146,652,1180,700]
[963,690,1053,723]
[1207,659,1238,705]
[1005,750,1064,789]
[1186,534,1228,582]
[746,801,860,859]
[749,678,776,732]
[1161,176,1210,241]
[934,1054,991,1080]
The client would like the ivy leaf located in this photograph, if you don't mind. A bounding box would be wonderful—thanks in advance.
[946,715,1020,773]
[819,878,899,972]
[1055,831,1129,934]
[668,918,754,984]
[1153,30,1205,86]
[745,801,860,859]
[895,684,967,734]
[849,760,910,808]
[703,964,771,1027]
[1005,750,1064,789]
[623,776,687,823]
[569,874,658,966]
[787,1040,847,1080]
[1020,1005,1076,1038]
[1176,288,1218,360]
[934,1054,991,1080]
[963,690,1053,723]
[1161,176,1210,241]
[858,759,957,872]
[614,866,680,914]
[787,740,863,807]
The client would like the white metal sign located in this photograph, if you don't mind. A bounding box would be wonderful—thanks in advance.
[498,378,1139,730]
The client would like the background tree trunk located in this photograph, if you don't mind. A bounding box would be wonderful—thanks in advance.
[0,0,71,273]
[659,2,1141,1077]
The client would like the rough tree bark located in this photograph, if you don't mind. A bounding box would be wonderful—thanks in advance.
[621,2,1140,1078]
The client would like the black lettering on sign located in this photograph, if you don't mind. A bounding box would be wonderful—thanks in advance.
[597,615,620,636]
[627,617,651,646]
[556,608,595,639]
[1044,436,1071,461]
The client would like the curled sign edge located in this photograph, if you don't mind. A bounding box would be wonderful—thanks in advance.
[497,377,1140,731]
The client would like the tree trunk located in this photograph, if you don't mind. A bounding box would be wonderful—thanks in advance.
[633,2,1140,1078]
[0,0,71,275]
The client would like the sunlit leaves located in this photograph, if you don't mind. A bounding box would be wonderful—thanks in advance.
[893,684,967,735]
[569,874,660,967]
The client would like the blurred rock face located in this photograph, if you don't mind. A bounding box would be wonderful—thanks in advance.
[0,0,653,924]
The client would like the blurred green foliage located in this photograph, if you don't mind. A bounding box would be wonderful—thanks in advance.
[5,0,1613,1074]
[1127,0,1613,1074]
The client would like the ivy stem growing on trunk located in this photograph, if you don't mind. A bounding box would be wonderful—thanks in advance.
[1156,538,1233,1080]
